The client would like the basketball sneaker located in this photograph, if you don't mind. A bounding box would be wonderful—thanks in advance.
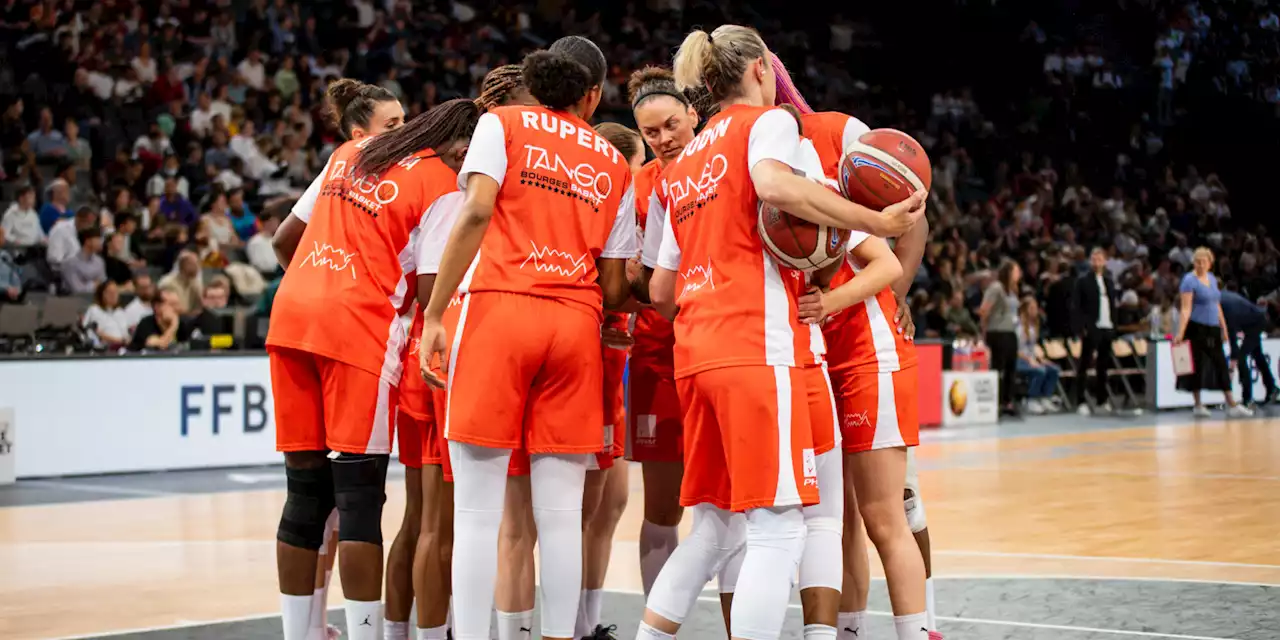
[583,624,618,640]
[928,632,944,640]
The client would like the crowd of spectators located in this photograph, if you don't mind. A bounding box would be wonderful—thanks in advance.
[0,0,1275,366]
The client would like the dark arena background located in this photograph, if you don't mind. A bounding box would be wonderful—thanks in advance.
[0,0,1278,638]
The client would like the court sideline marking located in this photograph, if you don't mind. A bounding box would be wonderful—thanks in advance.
[49,586,1249,640]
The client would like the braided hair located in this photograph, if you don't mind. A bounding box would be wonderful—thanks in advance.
[476,65,527,110]
[353,98,482,178]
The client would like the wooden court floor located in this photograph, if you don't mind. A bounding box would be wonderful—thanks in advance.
[1,414,1278,639]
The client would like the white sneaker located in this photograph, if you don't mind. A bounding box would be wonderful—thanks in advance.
[1077,403,1092,416]
[1026,399,1045,415]
[1099,402,1114,413]
[1227,404,1254,418]
[1193,405,1212,418]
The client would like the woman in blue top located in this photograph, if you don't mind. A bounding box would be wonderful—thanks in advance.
[1174,247,1252,418]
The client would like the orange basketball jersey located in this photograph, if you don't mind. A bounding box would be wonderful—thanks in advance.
[455,106,636,321]
[798,111,870,180]
[633,158,675,377]
[653,105,812,378]
[268,142,460,385]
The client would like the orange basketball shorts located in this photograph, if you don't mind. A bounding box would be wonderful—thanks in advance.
[443,292,604,455]
[626,362,682,463]
[677,365,818,512]
[831,365,920,453]
[804,363,840,455]
[270,346,396,455]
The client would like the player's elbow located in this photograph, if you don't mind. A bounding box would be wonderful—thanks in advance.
[650,268,677,319]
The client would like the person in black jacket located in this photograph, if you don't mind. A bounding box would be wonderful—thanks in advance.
[1071,248,1120,414]
[1220,289,1278,406]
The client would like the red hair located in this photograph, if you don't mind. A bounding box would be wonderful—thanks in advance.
[772,54,814,115]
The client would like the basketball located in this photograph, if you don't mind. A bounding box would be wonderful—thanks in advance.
[840,129,932,211]
[757,178,850,272]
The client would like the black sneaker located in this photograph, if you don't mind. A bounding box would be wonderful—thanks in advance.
[583,624,618,640]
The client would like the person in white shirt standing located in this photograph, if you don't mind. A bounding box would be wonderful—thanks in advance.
[1,186,45,247]
[246,214,281,276]
[1071,248,1119,415]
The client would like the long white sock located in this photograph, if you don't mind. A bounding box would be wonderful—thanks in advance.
[635,621,675,640]
[639,520,679,597]
[925,577,937,631]
[419,624,450,640]
[892,612,929,640]
[837,611,867,640]
[409,601,418,633]
[346,600,384,640]
[310,573,332,637]
[450,442,512,640]
[385,620,410,640]
[281,594,313,640]
[804,624,838,640]
[584,588,603,630]
[495,609,533,640]
[530,453,588,639]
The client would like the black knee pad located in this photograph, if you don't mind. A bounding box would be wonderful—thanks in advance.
[278,463,337,550]
[332,453,389,545]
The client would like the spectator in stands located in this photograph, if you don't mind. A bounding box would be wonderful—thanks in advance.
[1221,289,1279,407]
[47,207,96,269]
[0,226,23,305]
[202,192,243,249]
[191,275,232,338]
[159,250,203,314]
[132,122,173,171]
[981,261,1023,418]
[246,214,280,275]
[128,286,193,351]
[64,119,91,171]
[123,272,156,330]
[62,227,106,295]
[1071,248,1119,414]
[158,177,197,227]
[147,155,189,199]
[1149,293,1180,338]
[26,107,67,162]
[228,189,258,241]
[83,280,130,349]
[2,185,44,247]
[1017,296,1060,414]
[39,178,71,233]
[102,231,138,289]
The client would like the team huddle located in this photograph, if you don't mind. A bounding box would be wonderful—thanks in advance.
[266,24,938,640]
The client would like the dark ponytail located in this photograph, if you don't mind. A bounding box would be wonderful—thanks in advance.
[523,51,593,110]
[354,98,482,177]
[325,78,397,139]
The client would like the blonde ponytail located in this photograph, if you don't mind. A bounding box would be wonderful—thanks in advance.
[672,30,712,93]
[672,25,768,103]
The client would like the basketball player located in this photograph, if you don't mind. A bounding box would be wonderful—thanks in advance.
[417,35,637,640]
[772,59,937,640]
[624,67,700,601]
[568,121,649,640]
[344,99,484,640]
[269,78,404,640]
[637,24,924,640]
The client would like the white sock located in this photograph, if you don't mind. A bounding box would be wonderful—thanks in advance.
[925,577,937,631]
[635,621,675,640]
[639,520,679,596]
[386,620,410,640]
[409,601,418,632]
[419,624,450,640]
[574,591,592,638]
[805,624,838,640]
[495,609,533,640]
[346,600,384,640]
[837,611,867,640]
[281,594,313,640]
[892,612,929,640]
[584,588,603,630]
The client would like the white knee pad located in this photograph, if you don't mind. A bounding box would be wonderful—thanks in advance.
[646,504,740,624]
[904,449,927,534]
[732,507,807,640]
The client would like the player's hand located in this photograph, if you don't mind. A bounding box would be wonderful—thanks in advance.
[625,256,642,283]
[893,293,915,341]
[419,318,449,389]
[797,286,829,325]
[602,326,634,350]
[875,190,927,238]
